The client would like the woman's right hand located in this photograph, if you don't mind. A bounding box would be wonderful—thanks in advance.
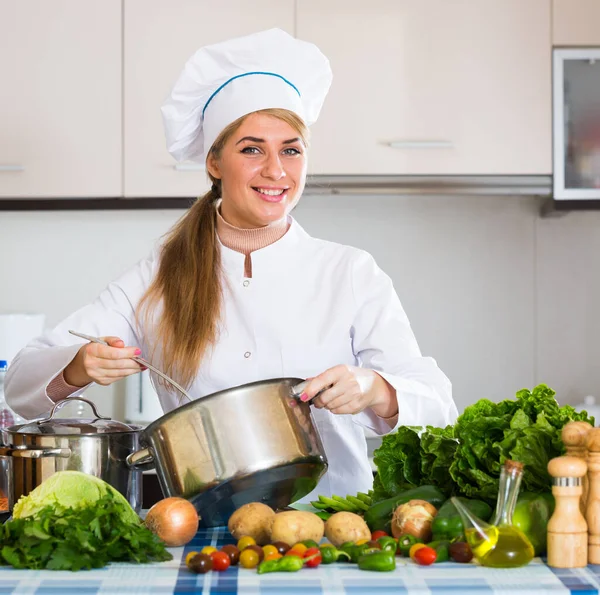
[63,336,145,388]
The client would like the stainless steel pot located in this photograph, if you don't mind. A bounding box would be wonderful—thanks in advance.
[127,378,327,527]
[0,397,144,512]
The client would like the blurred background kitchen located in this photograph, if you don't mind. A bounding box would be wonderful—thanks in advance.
[2,0,600,462]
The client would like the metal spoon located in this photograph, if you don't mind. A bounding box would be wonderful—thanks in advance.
[68,330,193,403]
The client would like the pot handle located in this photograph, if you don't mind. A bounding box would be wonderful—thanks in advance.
[36,396,111,425]
[0,446,72,459]
[290,380,331,401]
[126,447,155,471]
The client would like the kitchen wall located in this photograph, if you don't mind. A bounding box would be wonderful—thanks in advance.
[1,195,599,422]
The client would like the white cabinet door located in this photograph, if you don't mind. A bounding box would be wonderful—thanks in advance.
[124,0,294,197]
[298,0,551,175]
[0,0,121,198]
[553,0,600,46]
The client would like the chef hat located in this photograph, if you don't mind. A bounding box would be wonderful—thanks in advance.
[160,28,332,164]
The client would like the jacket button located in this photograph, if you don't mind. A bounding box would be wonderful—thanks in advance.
[243,280,250,287]
[244,351,251,358]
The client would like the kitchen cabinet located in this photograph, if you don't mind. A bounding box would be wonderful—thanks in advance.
[553,0,600,46]
[297,0,551,176]
[123,0,294,198]
[0,0,121,198]
[553,48,600,200]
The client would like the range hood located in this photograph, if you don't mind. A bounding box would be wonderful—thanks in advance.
[303,175,552,196]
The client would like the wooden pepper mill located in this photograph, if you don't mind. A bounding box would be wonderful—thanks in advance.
[547,455,588,568]
[562,421,593,514]
[586,428,600,563]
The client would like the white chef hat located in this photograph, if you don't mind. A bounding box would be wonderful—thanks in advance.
[160,28,332,164]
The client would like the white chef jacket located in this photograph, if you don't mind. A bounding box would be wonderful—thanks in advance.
[5,218,457,502]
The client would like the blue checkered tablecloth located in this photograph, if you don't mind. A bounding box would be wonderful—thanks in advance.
[0,527,599,594]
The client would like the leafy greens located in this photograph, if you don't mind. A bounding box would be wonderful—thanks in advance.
[372,384,593,503]
[0,491,172,571]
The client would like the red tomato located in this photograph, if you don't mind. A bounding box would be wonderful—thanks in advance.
[303,547,322,568]
[370,530,389,541]
[210,551,231,571]
[413,546,437,566]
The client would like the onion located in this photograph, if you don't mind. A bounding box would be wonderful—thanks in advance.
[391,499,438,542]
[145,497,199,547]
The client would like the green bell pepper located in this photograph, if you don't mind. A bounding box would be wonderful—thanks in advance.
[431,497,493,541]
[357,550,396,572]
[397,534,420,556]
[377,536,398,553]
[512,492,555,557]
[426,540,451,563]
[319,545,351,564]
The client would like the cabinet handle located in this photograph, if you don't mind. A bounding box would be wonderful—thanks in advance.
[387,141,454,149]
[174,163,205,172]
[0,164,24,172]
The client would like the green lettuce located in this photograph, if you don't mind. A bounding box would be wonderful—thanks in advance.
[372,384,594,503]
[449,384,593,500]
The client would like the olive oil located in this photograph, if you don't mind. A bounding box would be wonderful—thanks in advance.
[452,460,535,569]
[465,525,534,568]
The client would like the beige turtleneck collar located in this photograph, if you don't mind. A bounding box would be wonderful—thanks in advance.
[216,207,289,278]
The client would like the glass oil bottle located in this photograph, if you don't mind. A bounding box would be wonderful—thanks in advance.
[452,460,535,568]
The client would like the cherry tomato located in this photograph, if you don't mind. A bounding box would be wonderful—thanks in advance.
[413,546,437,566]
[371,530,389,541]
[185,551,199,566]
[289,543,308,556]
[304,547,322,568]
[245,545,264,563]
[237,536,256,551]
[449,542,473,563]
[220,545,240,566]
[201,546,217,556]
[188,553,212,574]
[264,551,282,561]
[409,543,427,560]
[356,538,370,546]
[210,551,231,571]
[239,548,260,569]
[272,541,291,555]
[262,544,279,558]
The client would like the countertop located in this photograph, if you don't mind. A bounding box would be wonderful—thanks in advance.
[1,527,599,594]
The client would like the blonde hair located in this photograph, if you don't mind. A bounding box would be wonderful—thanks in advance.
[136,108,309,391]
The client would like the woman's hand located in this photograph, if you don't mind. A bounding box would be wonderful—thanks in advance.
[63,336,145,387]
[300,365,398,418]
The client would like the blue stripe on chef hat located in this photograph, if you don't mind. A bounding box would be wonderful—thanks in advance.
[202,72,301,118]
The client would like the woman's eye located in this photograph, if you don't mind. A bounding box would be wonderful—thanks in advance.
[241,146,260,154]
[283,147,302,156]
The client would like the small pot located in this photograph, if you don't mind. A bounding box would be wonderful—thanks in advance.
[0,397,144,512]
[127,377,327,527]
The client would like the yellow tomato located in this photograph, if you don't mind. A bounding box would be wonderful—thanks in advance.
[262,545,279,557]
[185,551,199,567]
[237,536,256,551]
[264,551,282,562]
[200,546,217,556]
[239,548,260,569]
[356,539,370,546]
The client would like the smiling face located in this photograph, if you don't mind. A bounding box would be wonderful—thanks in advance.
[206,111,308,229]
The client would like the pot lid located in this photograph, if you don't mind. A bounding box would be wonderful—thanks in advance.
[13,397,136,435]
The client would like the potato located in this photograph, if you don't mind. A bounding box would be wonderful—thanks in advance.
[325,511,371,548]
[227,502,275,545]
[269,511,325,546]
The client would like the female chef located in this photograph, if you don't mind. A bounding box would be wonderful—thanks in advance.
[5,29,458,499]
